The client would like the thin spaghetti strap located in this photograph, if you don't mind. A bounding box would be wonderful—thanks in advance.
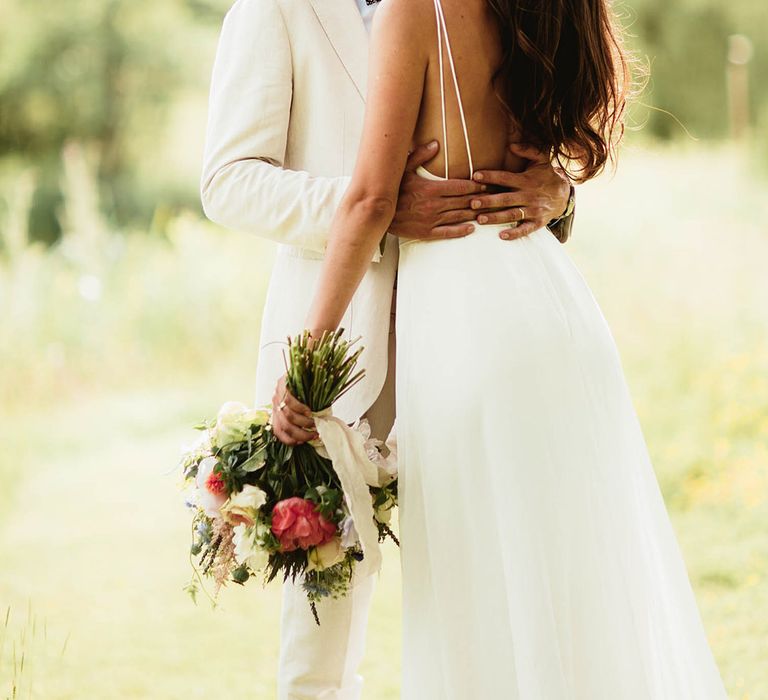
[433,0,449,179]
[433,0,474,179]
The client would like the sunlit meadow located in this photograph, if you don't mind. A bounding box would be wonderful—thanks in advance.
[1,144,766,698]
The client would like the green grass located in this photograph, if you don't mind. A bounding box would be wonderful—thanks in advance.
[1,145,766,698]
[0,380,402,699]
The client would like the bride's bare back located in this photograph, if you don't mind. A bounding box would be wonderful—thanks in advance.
[412,0,526,178]
[304,0,534,333]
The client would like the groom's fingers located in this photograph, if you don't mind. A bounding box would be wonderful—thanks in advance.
[473,168,527,189]
[403,141,486,198]
[468,190,542,211]
[476,206,547,225]
[391,171,483,239]
[429,223,476,239]
[437,208,477,225]
[433,178,486,196]
[405,140,440,171]
[499,220,539,240]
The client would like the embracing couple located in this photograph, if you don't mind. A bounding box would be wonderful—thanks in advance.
[201,0,728,697]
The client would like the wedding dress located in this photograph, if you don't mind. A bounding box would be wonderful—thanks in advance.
[394,0,729,697]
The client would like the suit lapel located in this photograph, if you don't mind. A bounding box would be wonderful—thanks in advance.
[308,0,369,100]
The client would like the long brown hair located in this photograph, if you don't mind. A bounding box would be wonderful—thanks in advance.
[486,0,637,182]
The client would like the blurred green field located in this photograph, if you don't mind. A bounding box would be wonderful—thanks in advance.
[1,146,767,699]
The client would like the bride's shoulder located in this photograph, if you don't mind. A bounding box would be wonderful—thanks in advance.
[372,0,437,38]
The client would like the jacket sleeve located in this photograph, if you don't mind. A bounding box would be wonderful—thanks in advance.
[200,0,365,257]
[546,184,575,244]
[546,207,575,244]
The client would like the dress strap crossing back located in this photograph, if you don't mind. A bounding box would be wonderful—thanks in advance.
[432,0,474,179]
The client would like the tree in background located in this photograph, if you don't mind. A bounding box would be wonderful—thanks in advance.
[0,0,225,243]
[0,0,764,246]
[628,0,766,141]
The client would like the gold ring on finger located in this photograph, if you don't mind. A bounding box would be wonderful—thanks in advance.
[518,207,526,221]
[278,400,287,411]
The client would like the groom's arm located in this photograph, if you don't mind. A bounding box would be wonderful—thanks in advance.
[200,0,353,256]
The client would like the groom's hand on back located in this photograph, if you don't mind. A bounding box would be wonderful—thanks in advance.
[390,141,570,243]
[470,143,571,241]
[389,141,486,241]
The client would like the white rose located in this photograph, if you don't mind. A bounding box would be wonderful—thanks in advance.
[246,547,269,573]
[233,523,253,560]
[374,491,396,524]
[233,523,269,572]
[306,537,346,572]
[374,504,393,524]
[214,401,269,449]
[221,484,268,527]
[253,518,272,541]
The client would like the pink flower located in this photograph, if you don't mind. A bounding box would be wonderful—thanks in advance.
[271,497,337,552]
[195,457,228,519]
[205,471,227,497]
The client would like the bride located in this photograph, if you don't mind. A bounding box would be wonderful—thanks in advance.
[273,0,729,696]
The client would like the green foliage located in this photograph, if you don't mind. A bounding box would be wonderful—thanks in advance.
[0,604,68,700]
[302,558,357,603]
[231,563,250,584]
[0,0,766,242]
[0,0,222,235]
[285,330,366,411]
[0,145,274,412]
[626,0,767,141]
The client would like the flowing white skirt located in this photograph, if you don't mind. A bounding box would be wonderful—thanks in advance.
[394,221,728,699]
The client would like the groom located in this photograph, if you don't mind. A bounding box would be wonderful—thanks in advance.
[201,0,574,697]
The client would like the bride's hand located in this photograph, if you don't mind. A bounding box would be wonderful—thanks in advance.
[270,375,318,446]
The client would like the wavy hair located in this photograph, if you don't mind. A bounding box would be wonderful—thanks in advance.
[486,0,638,182]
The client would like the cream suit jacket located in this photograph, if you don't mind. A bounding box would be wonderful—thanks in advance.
[200,0,398,424]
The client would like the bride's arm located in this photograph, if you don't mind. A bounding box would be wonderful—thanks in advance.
[305,0,431,335]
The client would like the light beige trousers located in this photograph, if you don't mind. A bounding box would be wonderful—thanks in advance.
[277,292,397,700]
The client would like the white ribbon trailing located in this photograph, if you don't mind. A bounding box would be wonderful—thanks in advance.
[311,408,383,578]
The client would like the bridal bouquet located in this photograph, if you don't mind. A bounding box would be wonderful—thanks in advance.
[179,330,398,623]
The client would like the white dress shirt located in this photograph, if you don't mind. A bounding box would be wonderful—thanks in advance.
[355,0,378,34]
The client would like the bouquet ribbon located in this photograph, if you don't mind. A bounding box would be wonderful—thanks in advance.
[312,408,383,579]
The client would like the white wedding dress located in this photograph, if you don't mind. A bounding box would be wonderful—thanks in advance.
[394,1,729,697]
